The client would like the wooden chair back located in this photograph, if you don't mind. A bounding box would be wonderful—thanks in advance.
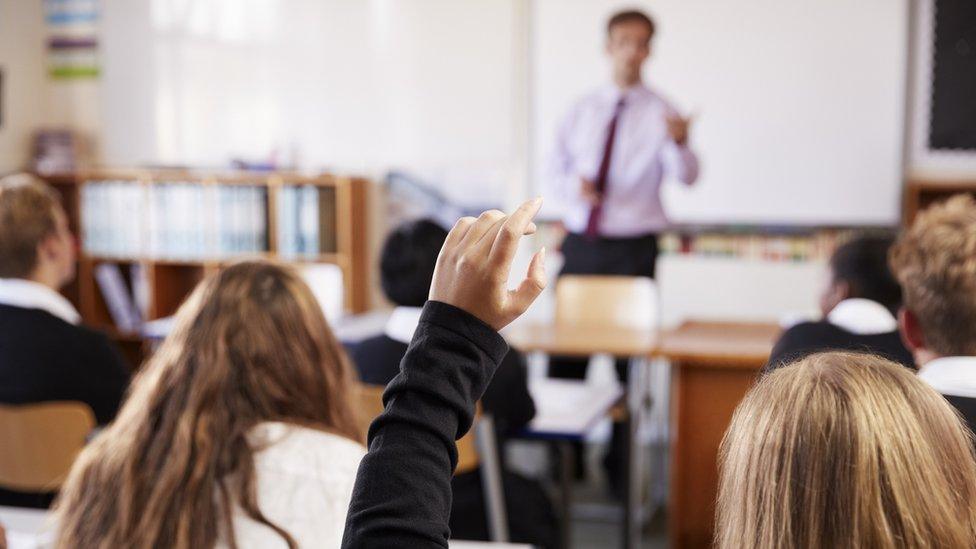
[0,402,96,492]
[355,384,480,474]
[555,275,658,330]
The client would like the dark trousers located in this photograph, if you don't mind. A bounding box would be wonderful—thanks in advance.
[549,232,658,489]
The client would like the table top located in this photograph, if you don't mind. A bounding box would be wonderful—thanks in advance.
[504,322,658,357]
[658,320,780,368]
[524,379,623,439]
[504,319,780,368]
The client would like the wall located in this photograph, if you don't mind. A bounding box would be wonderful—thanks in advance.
[0,0,48,172]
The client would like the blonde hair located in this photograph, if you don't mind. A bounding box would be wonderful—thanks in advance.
[717,352,976,548]
[54,260,362,549]
[0,173,63,278]
[890,194,976,356]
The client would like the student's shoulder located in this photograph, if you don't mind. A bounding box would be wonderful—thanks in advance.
[778,320,844,341]
[250,422,365,481]
[0,304,107,346]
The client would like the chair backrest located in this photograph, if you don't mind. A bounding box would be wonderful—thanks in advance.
[355,384,480,474]
[0,402,96,492]
[555,275,658,330]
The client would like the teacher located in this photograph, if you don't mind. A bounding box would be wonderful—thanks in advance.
[547,8,699,490]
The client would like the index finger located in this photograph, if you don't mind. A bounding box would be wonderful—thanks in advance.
[488,197,543,270]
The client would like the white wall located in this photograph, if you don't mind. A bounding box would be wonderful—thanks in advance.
[0,0,48,172]
[100,0,521,207]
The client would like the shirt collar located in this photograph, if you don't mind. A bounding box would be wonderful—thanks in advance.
[917,356,976,399]
[600,82,648,104]
[826,298,897,335]
[0,278,81,325]
[384,306,424,344]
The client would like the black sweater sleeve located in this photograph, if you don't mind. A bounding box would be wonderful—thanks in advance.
[341,301,509,549]
[480,350,536,437]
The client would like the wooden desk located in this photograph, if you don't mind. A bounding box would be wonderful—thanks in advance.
[505,322,658,549]
[504,322,658,358]
[660,321,779,549]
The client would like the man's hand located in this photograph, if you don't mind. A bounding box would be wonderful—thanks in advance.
[666,113,692,146]
[580,177,601,206]
[430,198,547,331]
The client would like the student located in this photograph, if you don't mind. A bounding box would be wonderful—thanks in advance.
[54,261,364,548]
[890,194,976,432]
[717,352,976,548]
[343,199,547,548]
[764,234,913,371]
[348,219,556,548]
[0,174,129,508]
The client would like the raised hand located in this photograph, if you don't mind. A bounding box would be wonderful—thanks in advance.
[666,113,692,146]
[429,198,547,331]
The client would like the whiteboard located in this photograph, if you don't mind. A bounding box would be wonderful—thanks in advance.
[531,0,908,226]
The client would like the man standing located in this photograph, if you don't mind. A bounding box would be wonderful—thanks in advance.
[547,9,698,489]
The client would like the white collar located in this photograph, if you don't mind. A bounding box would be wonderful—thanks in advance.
[0,278,81,325]
[601,82,649,104]
[826,298,897,335]
[384,306,423,344]
[917,356,976,399]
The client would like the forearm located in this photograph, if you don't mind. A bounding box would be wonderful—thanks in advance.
[342,301,508,549]
[665,141,699,185]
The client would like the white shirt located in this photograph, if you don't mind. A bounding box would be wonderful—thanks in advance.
[384,306,423,345]
[917,356,976,399]
[549,83,699,236]
[826,298,898,335]
[221,422,366,549]
[0,278,80,325]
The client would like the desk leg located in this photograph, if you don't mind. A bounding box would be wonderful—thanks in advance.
[558,440,573,549]
[623,356,651,549]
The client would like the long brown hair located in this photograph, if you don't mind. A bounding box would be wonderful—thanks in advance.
[717,351,976,548]
[54,260,362,549]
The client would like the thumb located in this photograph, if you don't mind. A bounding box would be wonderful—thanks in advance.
[507,247,547,320]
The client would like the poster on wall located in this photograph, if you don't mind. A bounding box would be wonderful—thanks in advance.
[45,0,100,79]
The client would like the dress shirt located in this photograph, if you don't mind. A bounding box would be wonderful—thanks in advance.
[0,278,81,325]
[549,82,699,236]
[918,356,976,399]
[825,298,898,335]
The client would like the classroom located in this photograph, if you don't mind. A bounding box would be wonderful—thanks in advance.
[1,0,976,548]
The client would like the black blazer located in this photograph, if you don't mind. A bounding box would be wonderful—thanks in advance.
[943,394,976,436]
[764,321,915,374]
[0,303,130,507]
[348,333,535,438]
[0,304,130,423]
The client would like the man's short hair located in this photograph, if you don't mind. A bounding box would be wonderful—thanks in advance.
[830,234,902,313]
[380,218,449,308]
[607,9,655,38]
[0,173,63,278]
[890,194,976,356]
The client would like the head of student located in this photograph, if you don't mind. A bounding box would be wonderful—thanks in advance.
[717,351,976,548]
[0,173,76,289]
[605,9,655,87]
[380,218,448,307]
[890,194,976,365]
[54,260,361,548]
[819,233,901,316]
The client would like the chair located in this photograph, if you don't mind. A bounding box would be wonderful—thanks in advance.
[555,275,658,330]
[0,402,96,493]
[354,385,508,540]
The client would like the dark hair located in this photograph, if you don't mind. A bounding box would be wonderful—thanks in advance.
[831,234,902,313]
[380,219,449,307]
[607,9,655,38]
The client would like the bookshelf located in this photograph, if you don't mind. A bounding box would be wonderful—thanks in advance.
[903,176,976,224]
[42,170,370,369]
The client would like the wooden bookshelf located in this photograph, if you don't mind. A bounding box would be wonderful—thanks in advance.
[904,176,976,224]
[41,170,371,369]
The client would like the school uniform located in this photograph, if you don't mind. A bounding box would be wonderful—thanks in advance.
[343,301,510,548]
[347,307,558,549]
[221,422,365,549]
[917,356,976,434]
[764,298,915,373]
[0,278,130,508]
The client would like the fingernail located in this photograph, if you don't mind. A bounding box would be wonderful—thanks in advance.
[539,246,547,260]
[532,196,543,204]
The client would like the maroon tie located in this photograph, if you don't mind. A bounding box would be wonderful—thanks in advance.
[585,97,626,238]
